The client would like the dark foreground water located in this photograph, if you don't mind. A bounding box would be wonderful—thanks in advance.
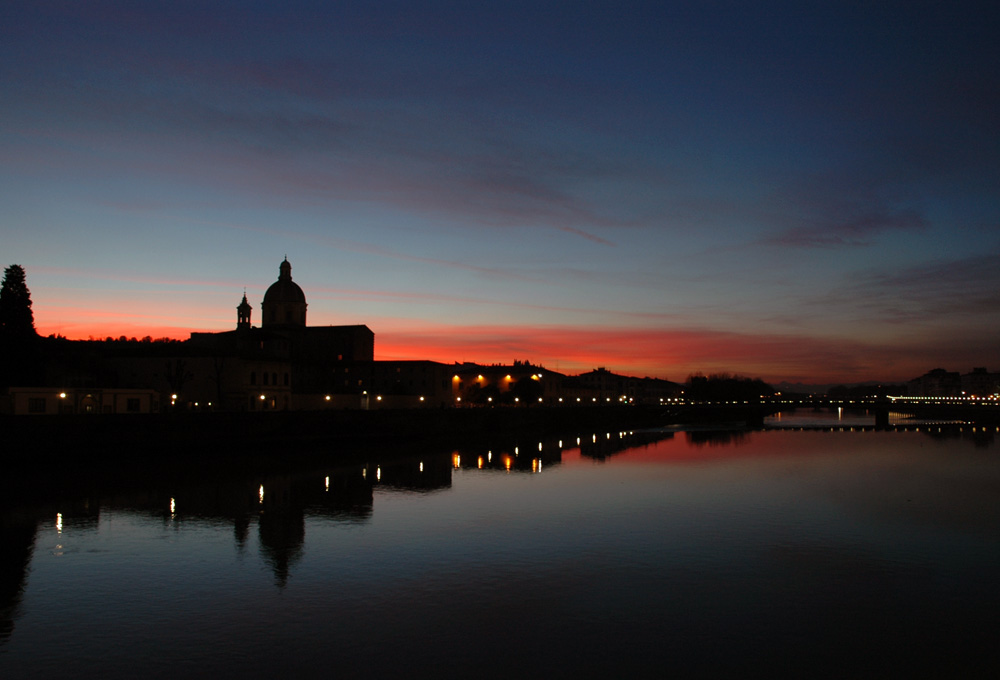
[2,418,999,679]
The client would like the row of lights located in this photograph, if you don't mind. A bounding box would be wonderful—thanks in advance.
[773,425,1000,434]
[185,430,643,524]
[890,395,1000,402]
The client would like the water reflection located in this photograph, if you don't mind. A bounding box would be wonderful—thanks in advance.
[372,455,452,491]
[579,429,671,460]
[685,429,749,447]
[2,425,998,678]
[258,477,304,588]
[0,430,674,600]
[0,514,36,644]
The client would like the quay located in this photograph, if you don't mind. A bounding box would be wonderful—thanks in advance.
[7,397,1000,454]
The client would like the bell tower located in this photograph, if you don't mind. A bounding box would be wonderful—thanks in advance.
[237,291,252,330]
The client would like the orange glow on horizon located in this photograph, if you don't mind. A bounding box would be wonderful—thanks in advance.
[32,313,964,385]
[371,325,943,384]
[36,322,194,342]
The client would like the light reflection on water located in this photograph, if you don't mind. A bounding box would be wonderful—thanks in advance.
[2,427,999,679]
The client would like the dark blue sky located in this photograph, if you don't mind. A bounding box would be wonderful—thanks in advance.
[3,1,998,382]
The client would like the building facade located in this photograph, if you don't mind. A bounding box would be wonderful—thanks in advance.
[4,386,159,415]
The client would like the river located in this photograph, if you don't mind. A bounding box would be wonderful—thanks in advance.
[2,413,998,678]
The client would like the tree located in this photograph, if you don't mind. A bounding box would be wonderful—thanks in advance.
[684,373,774,401]
[0,264,37,341]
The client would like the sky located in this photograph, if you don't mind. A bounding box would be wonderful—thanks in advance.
[3,1,999,385]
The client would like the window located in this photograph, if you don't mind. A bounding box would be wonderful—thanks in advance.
[250,371,256,385]
[284,373,289,386]
[126,398,141,413]
[272,372,277,386]
[28,397,46,413]
[263,372,269,386]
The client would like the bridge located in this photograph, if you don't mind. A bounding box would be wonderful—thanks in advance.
[658,395,1000,428]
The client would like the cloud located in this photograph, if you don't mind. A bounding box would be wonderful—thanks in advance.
[32,266,242,290]
[309,285,699,326]
[761,209,928,249]
[817,252,1000,324]
[4,3,661,245]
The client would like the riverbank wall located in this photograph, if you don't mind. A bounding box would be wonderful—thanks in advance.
[2,406,672,465]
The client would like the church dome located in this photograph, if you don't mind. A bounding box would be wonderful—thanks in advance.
[261,258,307,327]
[263,275,306,306]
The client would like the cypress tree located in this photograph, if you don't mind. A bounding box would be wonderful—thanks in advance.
[0,264,37,340]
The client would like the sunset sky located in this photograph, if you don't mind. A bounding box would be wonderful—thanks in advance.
[3,1,998,384]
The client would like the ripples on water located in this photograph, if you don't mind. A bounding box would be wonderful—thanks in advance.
[2,424,999,679]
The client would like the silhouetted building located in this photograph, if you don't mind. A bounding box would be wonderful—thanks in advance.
[449,361,566,405]
[908,368,962,397]
[3,386,158,415]
[183,258,374,409]
[363,360,454,408]
[564,367,681,404]
[961,367,1000,398]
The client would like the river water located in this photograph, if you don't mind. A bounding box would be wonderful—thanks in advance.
[2,414,998,679]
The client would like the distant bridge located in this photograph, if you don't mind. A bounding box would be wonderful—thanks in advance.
[658,395,1000,427]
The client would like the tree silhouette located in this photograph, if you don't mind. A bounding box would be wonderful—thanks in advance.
[685,373,773,401]
[0,264,41,388]
[0,264,36,341]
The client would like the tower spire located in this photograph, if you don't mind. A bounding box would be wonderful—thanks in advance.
[237,288,252,329]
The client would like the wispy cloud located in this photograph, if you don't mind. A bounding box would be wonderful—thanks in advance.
[815,252,1000,324]
[761,208,928,248]
[33,266,241,290]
